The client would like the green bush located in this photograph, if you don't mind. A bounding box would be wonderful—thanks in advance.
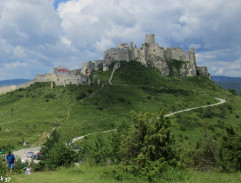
[77,134,111,165]
[76,92,87,100]
[40,130,77,171]
[45,142,76,170]
[119,111,181,180]
[44,93,56,99]
[218,126,241,172]
[228,89,238,95]
[40,130,60,160]
[0,155,8,176]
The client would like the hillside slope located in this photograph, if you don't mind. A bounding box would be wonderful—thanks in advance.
[0,61,240,148]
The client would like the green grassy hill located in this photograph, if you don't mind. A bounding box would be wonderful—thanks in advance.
[0,60,240,149]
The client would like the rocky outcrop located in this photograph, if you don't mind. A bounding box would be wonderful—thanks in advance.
[148,55,169,76]
[81,61,95,75]
[197,66,212,79]
[180,62,197,77]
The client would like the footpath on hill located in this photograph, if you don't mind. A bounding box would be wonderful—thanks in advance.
[13,98,226,161]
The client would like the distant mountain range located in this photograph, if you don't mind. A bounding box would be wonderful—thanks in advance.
[212,76,241,94]
[0,79,30,87]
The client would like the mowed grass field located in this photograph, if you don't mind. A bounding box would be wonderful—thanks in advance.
[10,165,241,183]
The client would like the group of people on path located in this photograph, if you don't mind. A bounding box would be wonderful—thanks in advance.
[5,151,31,175]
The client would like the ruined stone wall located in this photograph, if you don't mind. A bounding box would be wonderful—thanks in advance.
[0,85,18,95]
[35,74,56,82]
[0,80,35,95]
[147,44,165,59]
[104,48,131,62]
[170,48,191,62]
[55,74,85,86]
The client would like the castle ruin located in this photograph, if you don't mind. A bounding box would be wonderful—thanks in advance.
[0,34,211,94]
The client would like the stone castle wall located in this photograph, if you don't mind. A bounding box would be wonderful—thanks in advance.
[102,34,207,77]
[0,80,35,95]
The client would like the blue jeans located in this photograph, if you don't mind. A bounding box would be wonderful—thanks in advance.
[8,163,14,169]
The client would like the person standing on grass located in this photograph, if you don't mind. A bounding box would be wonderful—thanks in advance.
[6,151,16,175]
[23,164,32,175]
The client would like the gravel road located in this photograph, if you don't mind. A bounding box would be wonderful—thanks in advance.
[13,146,41,163]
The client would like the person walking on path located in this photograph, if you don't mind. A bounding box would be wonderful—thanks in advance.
[6,151,16,175]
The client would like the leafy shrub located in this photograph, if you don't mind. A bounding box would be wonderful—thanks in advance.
[119,112,181,181]
[76,92,87,100]
[228,89,238,95]
[87,89,93,94]
[45,142,76,170]
[97,106,103,111]
[44,93,56,99]
[77,134,111,165]
[40,130,60,160]
[118,97,125,102]
[218,126,241,172]
[0,155,8,176]
[40,130,77,171]
[147,96,151,100]
[192,138,218,171]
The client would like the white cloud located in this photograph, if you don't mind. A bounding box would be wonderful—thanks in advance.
[4,61,27,68]
[0,0,241,79]
[61,37,72,46]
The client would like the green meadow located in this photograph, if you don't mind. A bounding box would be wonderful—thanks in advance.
[0,61,240,182]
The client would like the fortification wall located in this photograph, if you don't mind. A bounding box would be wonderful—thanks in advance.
[170,48,190,62]
[35,74,55,82]
[104,48,131,62]
[55,75,85,86]
[147,44,165,58]
[0,80,36,96]
[0,85,17,95]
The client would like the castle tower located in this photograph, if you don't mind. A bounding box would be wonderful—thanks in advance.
[130,42,133,49]
[145,34,155,45]
[189,48,196,65]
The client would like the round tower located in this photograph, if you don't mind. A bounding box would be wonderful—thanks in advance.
[145,34,155,44]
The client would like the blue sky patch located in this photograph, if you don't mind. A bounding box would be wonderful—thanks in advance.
[54,0,69,9]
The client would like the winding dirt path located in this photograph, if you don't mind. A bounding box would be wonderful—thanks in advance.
[72,98,226,143]
[165,98,226,117]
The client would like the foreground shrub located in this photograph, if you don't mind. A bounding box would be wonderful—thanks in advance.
[40,130,77,170]
[119,111,181,181]
[218,126,241,172]
[45,142,76,170]
[0,155,8,176]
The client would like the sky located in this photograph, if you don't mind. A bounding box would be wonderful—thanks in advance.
[0,0,240,80]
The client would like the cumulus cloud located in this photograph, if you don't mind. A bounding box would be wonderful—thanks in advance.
[0,0,241,79]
